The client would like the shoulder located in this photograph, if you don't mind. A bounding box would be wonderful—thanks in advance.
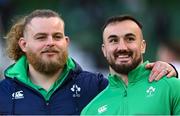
[75,70,108,84]
[73,71,108,93]
[72,61,108,83]
[0,78,14,103]
[157,77,180,96]
[162,77,180,114]
[0,78,14,92]
[0,78,13,87]
[161,76,180,87]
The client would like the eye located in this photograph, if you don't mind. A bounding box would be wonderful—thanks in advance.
[110,39,117,43]
[53,34,63,40]
[109,37,118,43]
[126,36,135,42]
[36,36,46,40]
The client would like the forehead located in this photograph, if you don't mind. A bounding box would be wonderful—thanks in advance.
[103,20,142,38]
[26,17,64,32]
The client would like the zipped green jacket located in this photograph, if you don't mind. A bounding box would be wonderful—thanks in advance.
[81,61,180,115]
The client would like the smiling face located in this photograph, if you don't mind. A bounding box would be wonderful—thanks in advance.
[18,17,69,75]
[102,20,146,74]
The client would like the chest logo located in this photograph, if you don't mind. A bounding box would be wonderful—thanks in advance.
[146,86,156,97]
[12,90,24,99]
[71,84,81,97]
[98,105,108,114]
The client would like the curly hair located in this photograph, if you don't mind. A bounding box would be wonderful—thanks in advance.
[6,17,25,61]
[5,9,62,61]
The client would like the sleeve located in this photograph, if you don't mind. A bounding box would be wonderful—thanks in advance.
[169,63,179,78]
[170,78,180,114]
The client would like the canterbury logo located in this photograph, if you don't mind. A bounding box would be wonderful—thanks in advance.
[12,90,24,99]
[98,105,108,114]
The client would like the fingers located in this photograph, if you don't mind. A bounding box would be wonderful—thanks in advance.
[148,61,176,82]
[148,62,161,82]
[154,69,168,81]
[149,68,169,82]
[145,63,155,69]
[148,61,168,82]
[166,69,176,77]
[149,68,161,82]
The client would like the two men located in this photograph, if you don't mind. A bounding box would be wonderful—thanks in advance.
[0,9,178,115]
[81,15,180,115]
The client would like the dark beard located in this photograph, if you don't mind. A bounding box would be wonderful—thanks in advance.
[26,48,68,76]
[109,55,142,75]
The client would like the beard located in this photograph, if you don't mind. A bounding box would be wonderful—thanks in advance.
[26,47,68,76]
[108,50,142,75]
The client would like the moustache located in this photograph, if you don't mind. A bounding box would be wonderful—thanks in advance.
[41,48,60,53]
[114,50,133,57]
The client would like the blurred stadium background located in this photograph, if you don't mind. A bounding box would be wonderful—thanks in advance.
[0,0,180,78]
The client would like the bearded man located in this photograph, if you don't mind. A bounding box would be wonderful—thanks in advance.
[81,15,180,115]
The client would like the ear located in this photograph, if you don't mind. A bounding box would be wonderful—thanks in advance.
[18,37,27,52]
[65,36,70,46]
[101,43,107,58]
[141,40,146,54]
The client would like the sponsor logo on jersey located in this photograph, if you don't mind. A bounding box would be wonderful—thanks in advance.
[98,105,108,114]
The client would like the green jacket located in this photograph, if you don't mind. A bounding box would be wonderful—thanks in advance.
[81,61,180,115]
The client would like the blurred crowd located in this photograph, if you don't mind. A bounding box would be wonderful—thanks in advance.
[0,0,180,78]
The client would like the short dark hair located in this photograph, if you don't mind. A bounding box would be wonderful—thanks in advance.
[102,15,142,31]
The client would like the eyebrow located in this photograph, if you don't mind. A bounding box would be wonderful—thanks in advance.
[125,33,136,37]
[107,35,118,39]
[107,33,136,40]
[34,32,63,37]
[34,33,47,37]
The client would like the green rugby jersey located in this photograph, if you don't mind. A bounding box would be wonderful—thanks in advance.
[81,61,180,115]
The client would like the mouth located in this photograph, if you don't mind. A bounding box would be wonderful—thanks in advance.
[41,50,59,57]
[116,55,131,62]
[42,49,59,53]
[114,51,132,62]
[42,51,58,53]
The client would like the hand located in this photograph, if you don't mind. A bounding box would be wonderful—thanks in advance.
[145,61,176,82]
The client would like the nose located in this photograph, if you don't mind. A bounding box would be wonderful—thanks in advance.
[46,36,55,46]
[117,39,128,50]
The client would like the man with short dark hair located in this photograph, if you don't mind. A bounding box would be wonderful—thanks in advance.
[81,15,180,115]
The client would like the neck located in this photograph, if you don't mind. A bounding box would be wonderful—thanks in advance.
[28,64,63,91]
[109,67,128,85]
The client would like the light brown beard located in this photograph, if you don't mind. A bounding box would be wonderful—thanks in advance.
[26,47,68,76]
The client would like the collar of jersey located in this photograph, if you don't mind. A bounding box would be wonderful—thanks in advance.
[108,61,149,87]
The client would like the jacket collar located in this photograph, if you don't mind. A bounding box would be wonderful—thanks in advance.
[4,55,81,84]
[108,61,150,87]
